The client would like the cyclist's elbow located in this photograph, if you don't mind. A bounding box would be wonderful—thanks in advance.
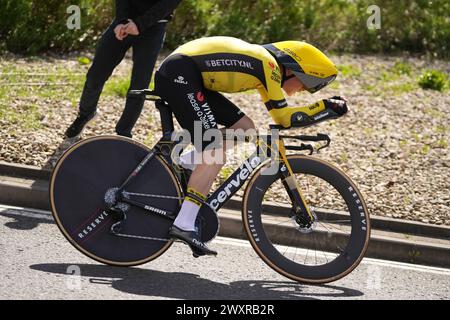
[270,111,291,128]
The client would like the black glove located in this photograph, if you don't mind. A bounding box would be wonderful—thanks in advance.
[323,97,348,116]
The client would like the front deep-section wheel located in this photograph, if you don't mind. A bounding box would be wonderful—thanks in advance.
[242,155,370,284]
[50,135,182,266]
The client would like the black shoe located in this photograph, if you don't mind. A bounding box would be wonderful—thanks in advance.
[189,215,206,258]
[169,225,217,256]
[65,112,97,138]
[189,245,207,258]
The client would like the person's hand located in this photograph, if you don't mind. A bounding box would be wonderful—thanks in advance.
[114,24,128,41]
[324,96,348,116]
[123,20,139,36]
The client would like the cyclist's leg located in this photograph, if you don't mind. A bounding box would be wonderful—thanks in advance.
[155,54,219,255]
[177,91,255,175]
[115,22,167,137]
[156,55,222,190]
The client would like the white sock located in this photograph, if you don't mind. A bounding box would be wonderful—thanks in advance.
[179,149,200,171]
[173,200,201,231]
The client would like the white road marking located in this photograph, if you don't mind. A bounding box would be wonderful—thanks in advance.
[2,204,450,276]
[213,236,450,276]
[0,204,53,221]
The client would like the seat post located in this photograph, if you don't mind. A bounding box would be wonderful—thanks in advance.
[154,99,174,139]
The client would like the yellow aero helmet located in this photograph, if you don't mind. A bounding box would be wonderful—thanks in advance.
[263,41,337,93]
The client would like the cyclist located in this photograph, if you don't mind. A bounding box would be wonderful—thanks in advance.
[154,36,348,256]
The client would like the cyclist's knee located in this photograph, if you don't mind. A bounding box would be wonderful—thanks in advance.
[201,147,226,166]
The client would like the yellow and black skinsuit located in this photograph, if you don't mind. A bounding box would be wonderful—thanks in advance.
[154,36,330,150]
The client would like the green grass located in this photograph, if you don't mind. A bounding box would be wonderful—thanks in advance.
[363,127,375,137]
[362,81,416,95]
[435,139,448,149]
[392,62,413,76]
[411,132,420,143]
[389,82,417,94]
[423,107,444,118]
[0,65,85,102]
[337,65,361,78]
[380,70,400,82]
[337,152,349,163]
[0,62,88,132]
[399,140,408,148]
[0,86,7,100]
[420,144,431,155]
[418,70,448,91]
[403,196,412,205]
[359,64,417,95]
[0,103,42,130]
[103,77,130,97]
[435,126,448,134]
[77,56,91,65]
[363,84,376,91]
[143,131,155,146]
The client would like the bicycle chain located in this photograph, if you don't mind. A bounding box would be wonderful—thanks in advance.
[122,191,183,200]
[112,232,171,242]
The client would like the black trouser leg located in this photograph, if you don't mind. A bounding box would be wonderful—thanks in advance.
[79,23,131,117]
[115,23,166,137]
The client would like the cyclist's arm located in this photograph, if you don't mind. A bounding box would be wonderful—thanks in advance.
[258,87,345,128]
[259,88,325,128]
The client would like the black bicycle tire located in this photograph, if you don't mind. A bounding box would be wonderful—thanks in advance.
[242,155,371,284]
[50,135,183,267]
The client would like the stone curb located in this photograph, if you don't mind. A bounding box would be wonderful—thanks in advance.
[1,161,448,239]
[0,161,449,268]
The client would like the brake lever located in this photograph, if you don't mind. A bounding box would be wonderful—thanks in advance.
[316,134,331,153]
[284,143,314,155]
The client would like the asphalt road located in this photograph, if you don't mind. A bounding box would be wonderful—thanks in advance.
[0,204,449,300]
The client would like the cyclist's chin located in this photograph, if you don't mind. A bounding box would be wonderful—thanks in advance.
[283,88,296,96]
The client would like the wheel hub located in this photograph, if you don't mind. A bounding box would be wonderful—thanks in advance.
[104,187,130,212]
[291,208,317,234]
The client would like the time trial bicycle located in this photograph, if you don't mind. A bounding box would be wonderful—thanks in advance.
[50,89,370,284]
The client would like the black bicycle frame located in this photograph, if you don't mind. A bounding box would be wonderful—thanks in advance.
[114,132,316,226]
[114,134,270,219]
[116,91,325,224]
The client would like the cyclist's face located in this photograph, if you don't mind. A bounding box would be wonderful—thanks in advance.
[282,70,306,96]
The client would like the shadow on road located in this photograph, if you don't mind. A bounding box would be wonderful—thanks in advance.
[0,209,53,230]
[30,263,364,300]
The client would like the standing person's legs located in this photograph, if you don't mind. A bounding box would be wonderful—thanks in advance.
[78,23,131,117]
[66,23,131,138]
[115,23,166,137]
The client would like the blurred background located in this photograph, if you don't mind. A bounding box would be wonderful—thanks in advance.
[0,0,448,225]
[0,0,448,58]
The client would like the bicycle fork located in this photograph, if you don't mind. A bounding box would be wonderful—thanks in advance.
[276,139,315,228]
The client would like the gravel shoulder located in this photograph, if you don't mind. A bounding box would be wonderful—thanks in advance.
[0,52,449,226]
